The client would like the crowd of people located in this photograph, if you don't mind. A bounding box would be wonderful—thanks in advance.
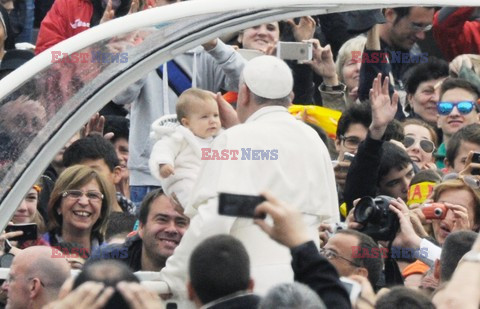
[1,1,480,308]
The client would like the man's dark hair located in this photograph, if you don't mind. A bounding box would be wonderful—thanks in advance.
[104,115,130,144]
[383,119,405,142]
[73,260,140,309]
[63,135,120,172]
[390,7,435,25]
[440,78,480,102]
[375,286,435,309]
[336,104,372,139]
[336,229,384,287]
[440,230,478,282]
[138,188,165,224]
[189,235,250,305]
[446,124,480,168]
[106,212,136,242]
[409,169,442,186]
[404,57,449,95]
[378,142,412,183]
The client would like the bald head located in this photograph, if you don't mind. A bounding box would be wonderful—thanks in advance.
[6,246,71,309]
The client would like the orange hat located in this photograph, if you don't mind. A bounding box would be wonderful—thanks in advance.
[402,260,430,278]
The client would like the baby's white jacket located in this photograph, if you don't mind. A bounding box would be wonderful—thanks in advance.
[149,119,213,208]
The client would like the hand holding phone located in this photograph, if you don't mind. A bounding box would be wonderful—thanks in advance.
[5,223,38,241]
[218,193,266,219]
[343,152,355,162]
[276,41,313,62]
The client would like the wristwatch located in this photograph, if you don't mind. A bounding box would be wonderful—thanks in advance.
[461,251,480,263]
[323,83,346,92]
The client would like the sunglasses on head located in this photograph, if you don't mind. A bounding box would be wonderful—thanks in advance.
[437,101,475,115]
[442,173,480,190]
[403,136,435,153]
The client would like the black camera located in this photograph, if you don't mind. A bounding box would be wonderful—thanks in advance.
[354,195,399,241]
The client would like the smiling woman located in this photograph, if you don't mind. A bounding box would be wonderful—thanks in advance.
[402,118,438,170]
[45,165,113,252]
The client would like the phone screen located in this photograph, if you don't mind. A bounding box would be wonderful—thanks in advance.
[5,223,38,241]
[218,193,266,219]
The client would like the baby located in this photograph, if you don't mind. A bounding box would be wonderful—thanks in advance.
[149,88,221,208]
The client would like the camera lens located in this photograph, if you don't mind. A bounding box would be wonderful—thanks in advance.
[354,196,376,224]
[434,207,443,217]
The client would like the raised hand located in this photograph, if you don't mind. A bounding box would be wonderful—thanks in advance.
[128,0,139,14]
[305,39,338,85]
[215,92,239,128]
[100,0,115,24]
[369,73,398,140]
[287,16,316,42]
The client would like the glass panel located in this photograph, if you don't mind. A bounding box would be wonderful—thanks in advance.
[0,10,240,202]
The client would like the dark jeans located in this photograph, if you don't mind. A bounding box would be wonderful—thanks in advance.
[130,185,161,210]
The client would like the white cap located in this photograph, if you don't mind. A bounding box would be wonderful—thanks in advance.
[242,55,293,99]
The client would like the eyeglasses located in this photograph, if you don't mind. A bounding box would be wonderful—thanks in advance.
[403,136,435,153]
[409,22,433,32]
[340,135,363,150]
[437,101,475,115]
[62,190,104,202]
[442,173,480,190]
[319,248,361,267]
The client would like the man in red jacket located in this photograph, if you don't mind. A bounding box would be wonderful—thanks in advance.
[433,7,480,61]
[35,0,135,54]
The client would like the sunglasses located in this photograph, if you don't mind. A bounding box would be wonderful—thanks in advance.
[437,101,475,115]
[442,173,480,190]
[403,136,435,153]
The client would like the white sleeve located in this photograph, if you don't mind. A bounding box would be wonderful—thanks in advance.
[158,196,236,299]
[148,134,183,180]
[418,238,442,267]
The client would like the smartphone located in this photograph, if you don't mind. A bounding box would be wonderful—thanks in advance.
[422,203,447,220]
[5,223,38,241]
[276,41,313,62]
[218,193,266,219]
[343,152,355,162]
[340,277,362,304]
[471,152,480,175]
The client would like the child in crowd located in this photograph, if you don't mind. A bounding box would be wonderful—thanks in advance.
[149,88,221,208]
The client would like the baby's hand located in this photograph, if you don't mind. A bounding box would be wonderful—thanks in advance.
[159,164,175,178]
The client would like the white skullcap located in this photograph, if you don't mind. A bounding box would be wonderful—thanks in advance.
[242,55,293,99]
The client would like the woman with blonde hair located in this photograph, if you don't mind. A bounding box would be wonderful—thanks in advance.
[429,176,480,245]
[45,165,112,252]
